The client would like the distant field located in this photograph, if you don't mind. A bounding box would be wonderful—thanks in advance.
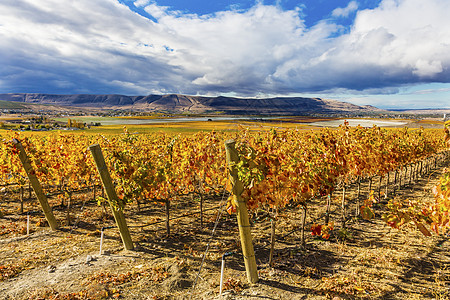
[0,100,26,109]
[308,118,409,127]
[417,119,446,124]
[3,115,445,135]
[52,115,273,125]
[86,121,239,134]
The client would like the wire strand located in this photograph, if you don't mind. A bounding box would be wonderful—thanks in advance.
[189,178,231,299]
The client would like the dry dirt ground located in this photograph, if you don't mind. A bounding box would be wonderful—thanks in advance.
[0,162,449,299]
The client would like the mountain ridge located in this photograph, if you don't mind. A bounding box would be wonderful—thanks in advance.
[0,93,384,115]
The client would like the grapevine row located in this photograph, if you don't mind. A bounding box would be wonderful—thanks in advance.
[0,125,448,236]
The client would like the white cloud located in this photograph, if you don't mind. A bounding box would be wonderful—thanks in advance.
[0,0,183,94]
[144,3,172,18]
[134,0,150,7]
[271,0,450,92]
[409,86,450,95]
[332,1,358,18]
[0,0,450,102]
[413,60,443,77]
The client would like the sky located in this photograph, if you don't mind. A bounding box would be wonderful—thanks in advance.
[1,0,449,109]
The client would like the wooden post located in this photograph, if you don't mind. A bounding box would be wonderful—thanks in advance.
[225,140,258,284]
[356,177,361,216]
[12,139,58,230]
[268,217,275,267]
[325,192,332,224]
[196,174,206,228]
[393,169,398,195]
[341,185,346,228]
[59,178,65,206]
[66,192,72,226]
[378,175,382,198]
[403,166,408,183]
[20,186,24,214]
[165,200,170,236]
[199,192,204,228]
[385,172,389,199]
[357,176,361,199]
[89,144,134,251]
[408,165,412,185]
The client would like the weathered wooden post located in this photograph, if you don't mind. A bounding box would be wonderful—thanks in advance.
[20,185,24,214]
[165,199,170,236]
[325,192,332,224]
[378,175,382,198]
[89,144,134,251]
[66,192,72,226]
[341,185,346,228]
[199,192,204,228]
[356,177,361,216]
[225,140,258,284]
[385,172,390,199]
[12,139,58,230]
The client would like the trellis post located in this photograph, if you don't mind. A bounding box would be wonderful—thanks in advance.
[12,139,58,230]
[89,144,134,251]
[225,140,258,284]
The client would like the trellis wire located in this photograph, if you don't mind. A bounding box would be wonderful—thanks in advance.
[189,178,231,299]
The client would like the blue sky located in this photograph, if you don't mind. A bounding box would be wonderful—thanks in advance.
[123,0,379,27]
[1,0,449,109]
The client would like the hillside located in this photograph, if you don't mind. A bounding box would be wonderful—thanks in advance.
[0,93,383,115]
[0,100,26,109]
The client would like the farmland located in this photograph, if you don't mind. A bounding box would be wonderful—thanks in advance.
[0,121,449,299]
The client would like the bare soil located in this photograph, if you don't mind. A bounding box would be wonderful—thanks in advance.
[0,164,449,300]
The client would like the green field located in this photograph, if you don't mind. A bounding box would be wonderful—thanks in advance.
[0,100,26,109]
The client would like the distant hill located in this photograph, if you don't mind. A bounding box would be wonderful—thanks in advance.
[0,93,384,115]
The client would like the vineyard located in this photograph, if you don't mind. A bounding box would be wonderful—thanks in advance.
[0,123,450,299]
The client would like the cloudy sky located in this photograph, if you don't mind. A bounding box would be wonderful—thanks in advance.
[1,0,449,109]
